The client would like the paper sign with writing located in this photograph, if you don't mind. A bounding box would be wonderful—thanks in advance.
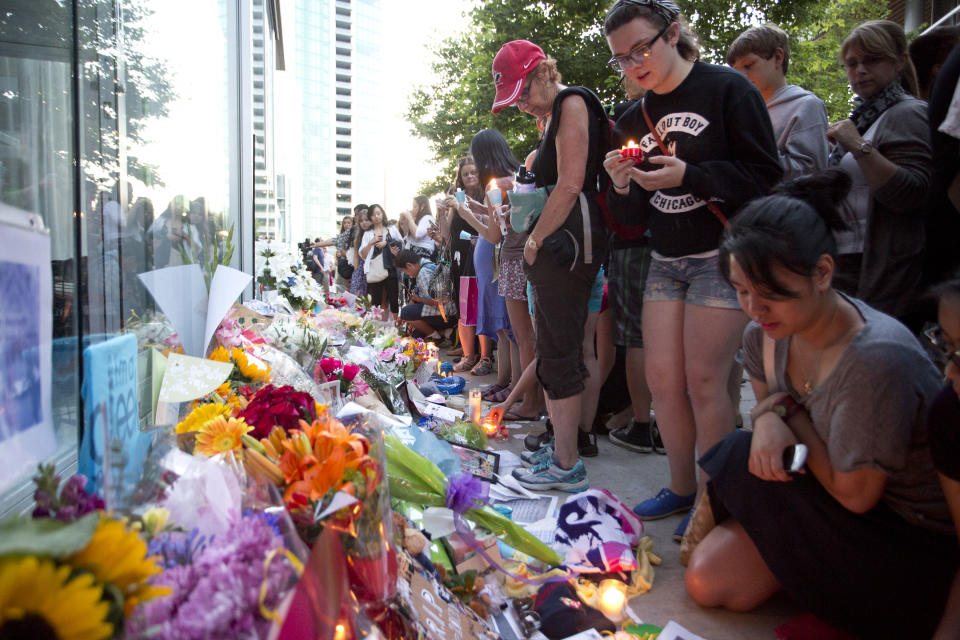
[78,334,150,500]
[158,353,233,403]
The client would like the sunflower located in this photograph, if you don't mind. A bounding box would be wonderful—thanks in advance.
[195,416,253,457]
[175,402,233,434]
[207,345,231,363]
[0,556,112,640]
[67,518,169,617]
[231,347,271,383]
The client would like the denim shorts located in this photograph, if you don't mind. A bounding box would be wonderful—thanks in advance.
[644,253,740,309]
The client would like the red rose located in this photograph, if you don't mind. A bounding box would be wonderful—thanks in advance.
[342,363,361,382]
[238,384,317,439]
[319,358,342,376]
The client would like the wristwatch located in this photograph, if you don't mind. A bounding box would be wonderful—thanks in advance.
[771,395,803,421]
[526,236,540,251]
[853,140,873,158]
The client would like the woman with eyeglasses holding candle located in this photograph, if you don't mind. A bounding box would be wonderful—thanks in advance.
[827,21,930,333]
[602,0,782,537]
[926,273,960,639]
[490,39,609,492]
[683,171,956,637]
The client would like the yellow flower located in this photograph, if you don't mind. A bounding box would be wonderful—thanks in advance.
[67,518,168,616]
[176,402,233,434]
[141,507,170,538]
[195,416,252,457]
[214,381,232,399]
[0,556,112,640]
[231,348,271,383]
[208,345,231,363]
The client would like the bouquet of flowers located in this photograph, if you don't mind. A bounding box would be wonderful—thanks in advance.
[126,511,300,640]
[260,313,328,372]
[206,345,272,400]
[315,357,370,400]
[0,467,169,640]
[256,242,324,311]
[241,410,383,546]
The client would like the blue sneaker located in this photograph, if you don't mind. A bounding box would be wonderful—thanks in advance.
[520,443,554,468]
[632,488,695,520]
[672,510,692,542]
[513,458,589,493]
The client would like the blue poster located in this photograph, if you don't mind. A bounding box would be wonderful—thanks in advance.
[79,333,152,504]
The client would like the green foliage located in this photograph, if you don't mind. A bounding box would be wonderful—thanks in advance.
[786,0,889,121]
[407,0,889,188]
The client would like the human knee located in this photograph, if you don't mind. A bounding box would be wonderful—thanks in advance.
[645,359,685,396]
[684,554,726,608]
[685,362,729,407]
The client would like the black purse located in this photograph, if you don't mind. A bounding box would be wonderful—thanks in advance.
[337,255,354,280]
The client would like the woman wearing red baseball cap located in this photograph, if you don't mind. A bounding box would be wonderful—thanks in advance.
[491,40,610,493]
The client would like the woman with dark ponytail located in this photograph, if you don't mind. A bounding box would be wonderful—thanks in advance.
[684,170,957,637]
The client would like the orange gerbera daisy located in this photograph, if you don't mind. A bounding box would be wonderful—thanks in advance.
[195,416,252,457]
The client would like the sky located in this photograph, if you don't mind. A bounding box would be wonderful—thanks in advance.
[380,0,472,209]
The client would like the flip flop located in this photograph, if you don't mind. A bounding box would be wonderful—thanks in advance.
[503,411,542,422]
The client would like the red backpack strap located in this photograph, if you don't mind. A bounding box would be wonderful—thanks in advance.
[640,95,730,231]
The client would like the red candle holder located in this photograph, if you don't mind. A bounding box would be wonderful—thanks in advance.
[620,142,643,163]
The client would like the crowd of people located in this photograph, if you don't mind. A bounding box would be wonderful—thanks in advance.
[313,1,960,635]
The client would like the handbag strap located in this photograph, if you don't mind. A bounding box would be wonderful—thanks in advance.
[640,94,730,231]
[579,191,592,265]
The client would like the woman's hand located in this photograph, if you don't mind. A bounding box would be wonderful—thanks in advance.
[389,245,399,256]
[604,149,633,191]
[749,404,800,483]
[628,155,687,191]
[826,119,862,153]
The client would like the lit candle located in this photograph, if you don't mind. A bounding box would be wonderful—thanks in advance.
[486,179,502,206]
[620,140,642,161]
[469,387,482,424]
[455,188,465,204]
[597,579,627,623]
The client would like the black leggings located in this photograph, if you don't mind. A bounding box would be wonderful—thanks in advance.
[366,274,399,314]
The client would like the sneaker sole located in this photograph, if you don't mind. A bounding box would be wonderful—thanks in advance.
[608,431,653,454]
[515,477,590,493]
[632,504,692,520]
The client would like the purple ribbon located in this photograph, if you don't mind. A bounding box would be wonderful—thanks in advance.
[444,473,573,586]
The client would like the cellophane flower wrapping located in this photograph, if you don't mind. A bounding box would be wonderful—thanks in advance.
[125,448,306,639]
[248,343,323,398]
[260,313,329,374]
[333,404,399,607]
[384,434,562,567]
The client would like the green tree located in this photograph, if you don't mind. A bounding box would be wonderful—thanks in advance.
[407,0,887,191]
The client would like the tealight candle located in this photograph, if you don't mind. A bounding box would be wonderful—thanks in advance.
[469,387,482,424]
[620,140,642,161]
[486,179,502,206]
[597,579,627,623]
[455,188,465,204]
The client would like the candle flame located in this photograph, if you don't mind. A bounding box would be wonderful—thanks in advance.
[487,179,498,192]
[622,140,639,150]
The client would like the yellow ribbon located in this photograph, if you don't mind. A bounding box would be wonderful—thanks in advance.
[259,548,305,621]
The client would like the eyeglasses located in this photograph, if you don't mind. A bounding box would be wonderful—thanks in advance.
[607,23,670,73]
[841,55,888,71]
[925,325,960,369]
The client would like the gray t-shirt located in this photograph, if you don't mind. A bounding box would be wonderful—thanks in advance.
[743,296,952,534]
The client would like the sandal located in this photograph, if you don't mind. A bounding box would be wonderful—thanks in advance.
[482,384,511,402]
[452,354,480,373]
[470,357,494,376]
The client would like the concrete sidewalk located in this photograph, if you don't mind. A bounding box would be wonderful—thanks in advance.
[452,350,803,639]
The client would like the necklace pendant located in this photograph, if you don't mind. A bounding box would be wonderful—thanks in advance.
[802,381,814,394]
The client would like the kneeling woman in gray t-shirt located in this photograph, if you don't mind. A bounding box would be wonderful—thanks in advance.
[684,170,957,638]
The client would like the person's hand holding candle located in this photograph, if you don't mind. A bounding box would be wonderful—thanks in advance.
[620,139,643,163]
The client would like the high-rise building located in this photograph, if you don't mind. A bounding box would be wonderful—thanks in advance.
[290,0,385,239]
[253,0,283,241]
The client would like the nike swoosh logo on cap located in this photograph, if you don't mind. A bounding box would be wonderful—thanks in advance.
[523,59,535,69]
